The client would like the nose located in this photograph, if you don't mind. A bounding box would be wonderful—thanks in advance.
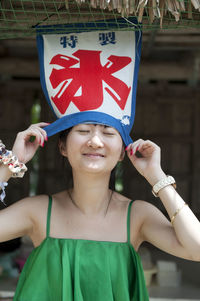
[87,133,104,148]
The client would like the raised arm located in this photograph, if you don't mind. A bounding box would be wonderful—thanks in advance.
[0,123,49,242]
[126,139,200,261]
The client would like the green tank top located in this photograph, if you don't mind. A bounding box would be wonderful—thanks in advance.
[14,196,149,301]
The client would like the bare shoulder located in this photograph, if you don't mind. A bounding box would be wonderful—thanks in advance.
[112,193,146,222]
[130,200,159,223]
[112,193,156,217]
[110,196,146,250]
[131,199,158,211]
[28,190,70,221]
[13,194,49,214]
[2,194,49,217]
[10,194,50,228]
[128,200,158,250]
[25,192,70,224]
[132,200,162,218]
[129,200,146,226]
[0,194,50,245]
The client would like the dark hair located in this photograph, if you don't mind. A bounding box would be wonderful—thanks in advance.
[59,127,72,145]
[59,128,73,188]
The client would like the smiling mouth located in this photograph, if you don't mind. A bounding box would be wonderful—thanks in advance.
[83,153,105,157]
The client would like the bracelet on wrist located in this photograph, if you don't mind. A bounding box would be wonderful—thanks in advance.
[0,181,8,205]
[0,140,27,178]
[152,175,176,197]
[171,203,188,226]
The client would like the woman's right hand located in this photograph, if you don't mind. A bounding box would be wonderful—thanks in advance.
[12,122,49,164]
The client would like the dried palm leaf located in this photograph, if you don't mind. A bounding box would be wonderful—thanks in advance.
[153,0,161,18]
[191,0,200,10]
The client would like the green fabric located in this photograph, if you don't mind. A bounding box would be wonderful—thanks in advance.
[14,197,149,301]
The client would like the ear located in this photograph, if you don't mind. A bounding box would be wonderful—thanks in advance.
[59,140,68,157]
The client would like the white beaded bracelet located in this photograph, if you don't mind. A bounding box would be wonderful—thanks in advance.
[152,175,176,197]
[0,140,27,178]
[0,181,8,205]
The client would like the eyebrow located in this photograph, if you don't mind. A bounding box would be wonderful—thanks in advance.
[93,124,111,128]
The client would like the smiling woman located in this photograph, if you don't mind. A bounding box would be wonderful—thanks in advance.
[1,121,200,301]
[1,28,200,301]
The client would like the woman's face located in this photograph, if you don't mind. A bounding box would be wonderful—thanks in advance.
[60,124,124,175]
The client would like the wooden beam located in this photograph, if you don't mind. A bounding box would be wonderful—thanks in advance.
[0,58,39,77]
[0,57,199,81]
[139,61,195,81]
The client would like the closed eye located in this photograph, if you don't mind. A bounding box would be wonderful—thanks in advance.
[103,132,115,136]
[77,130,90,133]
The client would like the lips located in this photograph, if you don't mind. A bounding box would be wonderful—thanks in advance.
[83,153,105,157]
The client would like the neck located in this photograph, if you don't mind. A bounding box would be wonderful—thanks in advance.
[69,171,112,217]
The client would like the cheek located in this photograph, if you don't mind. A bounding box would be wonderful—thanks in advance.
[66,134,85,164]
[114,137,123,153]
[67,135,79,149]
[66,136,78,156]
[109,140,123,161]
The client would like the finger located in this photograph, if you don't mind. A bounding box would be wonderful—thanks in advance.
[30,122,50,135]
[23,128,45,146]
[32,122,50,128]
[138,142,151,152]
[126,143,136,156]
[138,140,157,152]
[34,127,48,143]
[137,142,158,159]
[125,143,134,156]
[127,139,157,156]
[132,142,143,155]
[129,139,144,156]
[125,144,132,153]
[28,125,48,144]
[129,141,154,158]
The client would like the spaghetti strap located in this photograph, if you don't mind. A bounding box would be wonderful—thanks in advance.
[127,200,134,243]
[46,196,53,238]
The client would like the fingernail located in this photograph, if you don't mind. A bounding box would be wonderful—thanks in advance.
[136,146,139,152]
[125,146,128,151]
[130,149,133,156]
[42,142,44,147]
[45,136,48,142]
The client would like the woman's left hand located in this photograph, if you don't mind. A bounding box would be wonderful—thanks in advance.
[126,139,165,185]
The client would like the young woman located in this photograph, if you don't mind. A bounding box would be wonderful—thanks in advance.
[0,122,200,301]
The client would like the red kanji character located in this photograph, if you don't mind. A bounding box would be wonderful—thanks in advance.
[49,50,132,114]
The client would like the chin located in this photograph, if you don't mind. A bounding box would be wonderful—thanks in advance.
[78,162,112,174]
[70,156,118,174]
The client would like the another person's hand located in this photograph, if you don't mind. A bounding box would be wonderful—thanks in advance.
[126,139,165,185]
[12,122,49,164]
